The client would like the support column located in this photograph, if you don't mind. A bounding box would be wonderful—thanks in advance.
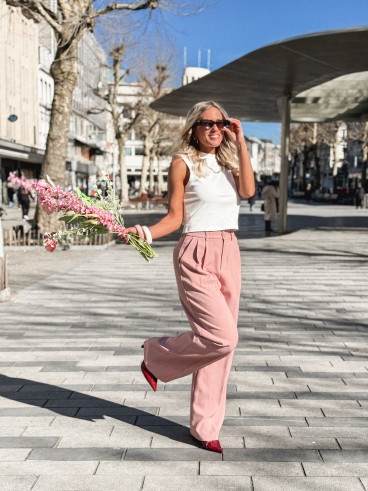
[278,95,291,235]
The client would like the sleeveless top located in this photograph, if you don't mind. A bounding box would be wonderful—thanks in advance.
[181,152,240,233]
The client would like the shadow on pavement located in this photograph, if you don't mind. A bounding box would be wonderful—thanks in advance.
[124,211,368,242]
[0,375,199,446]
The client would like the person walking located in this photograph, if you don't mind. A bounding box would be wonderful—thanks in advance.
[355,185,365,209]
[262,180,279,232]
[121,101,255,453]
[17,185,33,220]
[7,181,14,208]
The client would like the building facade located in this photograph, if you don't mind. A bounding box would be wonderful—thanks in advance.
[66,32,108,195]
[0,0,43,202]
[107,80,178,196]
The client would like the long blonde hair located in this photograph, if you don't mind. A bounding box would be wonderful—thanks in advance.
[173,101,239,178]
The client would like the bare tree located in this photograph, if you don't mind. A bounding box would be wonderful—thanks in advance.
[107,44,144,203]
[290,123,315,192]
[136,58,174,195]
[320,122,342,176]
[347,121,368,190]
[5,0,165,231]
[152,116,183,194]
[290,121,347,191]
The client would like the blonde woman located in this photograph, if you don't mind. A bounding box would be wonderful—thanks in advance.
[121,101,255,453]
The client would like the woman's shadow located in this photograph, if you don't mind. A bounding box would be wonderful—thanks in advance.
[0,374,199,446]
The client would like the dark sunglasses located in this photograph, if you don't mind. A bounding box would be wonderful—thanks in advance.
[194,119,231,130]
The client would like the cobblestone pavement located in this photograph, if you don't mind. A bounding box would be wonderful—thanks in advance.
[0,202,367,490]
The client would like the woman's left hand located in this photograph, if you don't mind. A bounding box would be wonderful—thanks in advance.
[224,118,245,148]
[118,226,137,245]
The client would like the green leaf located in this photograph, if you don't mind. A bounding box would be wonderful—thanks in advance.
[76,188,94,205]
[83,219,99,225]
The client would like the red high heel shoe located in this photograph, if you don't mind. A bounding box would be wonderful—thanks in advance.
[201,440,223,453]
[193,437,223,453]
[141,361,157,391]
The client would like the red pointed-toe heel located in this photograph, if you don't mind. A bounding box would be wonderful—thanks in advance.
[141,361,157,391]
[201,440,223,453]
[192,436,223,453]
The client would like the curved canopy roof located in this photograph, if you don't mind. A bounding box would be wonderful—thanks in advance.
[151,26,368,123]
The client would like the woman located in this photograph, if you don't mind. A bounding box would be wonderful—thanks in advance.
[262,180,279,232]
[121,101,255,453]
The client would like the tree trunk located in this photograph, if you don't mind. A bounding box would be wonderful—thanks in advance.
[362,146,367,191]
[148,147,155,194]
[314,155,321,190]
[118,136,129,203]
[332,138,340,192]
[301,148,308,192]
[139,139,153,195]
[37,43,78,233]
[157,152,163,195]
[361,122,368,191]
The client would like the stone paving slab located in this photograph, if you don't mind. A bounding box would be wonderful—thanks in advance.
[0,202,368,489]
[252,476,365,491]
[33,475,144,491]
[0,476,38,490]
[0,461,98,475]
[28,448,125,461]
[142,476,252,490]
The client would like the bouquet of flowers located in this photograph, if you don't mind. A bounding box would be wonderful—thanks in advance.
[8,171,34,191]
[33,175,157,262]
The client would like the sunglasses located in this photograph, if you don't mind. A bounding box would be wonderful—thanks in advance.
[194,119,231,130]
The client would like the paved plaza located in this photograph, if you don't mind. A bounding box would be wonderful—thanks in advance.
[0,201,367,490]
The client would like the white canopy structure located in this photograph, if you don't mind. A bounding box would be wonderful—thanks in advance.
[151,26,368,233]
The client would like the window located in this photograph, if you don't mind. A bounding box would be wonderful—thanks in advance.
[135,147,144,156]
[125,147,132,156]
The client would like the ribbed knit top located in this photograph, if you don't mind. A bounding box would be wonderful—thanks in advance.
[181,152,240,233]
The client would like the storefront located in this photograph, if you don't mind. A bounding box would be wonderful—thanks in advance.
[0,140,44,204]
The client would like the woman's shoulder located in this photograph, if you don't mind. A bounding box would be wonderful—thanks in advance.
[169,157,190,181]
[171,154,193,170]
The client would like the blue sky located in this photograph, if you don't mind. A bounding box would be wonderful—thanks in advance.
[154,0,368,142]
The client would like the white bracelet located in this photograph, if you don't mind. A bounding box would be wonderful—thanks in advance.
[142,225,153,244]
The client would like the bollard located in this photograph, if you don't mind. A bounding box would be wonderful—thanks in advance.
[0,218,10,301]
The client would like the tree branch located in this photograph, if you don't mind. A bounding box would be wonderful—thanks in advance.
[57,0,71,18]
[14,0,63,33]
[93,0,159,20]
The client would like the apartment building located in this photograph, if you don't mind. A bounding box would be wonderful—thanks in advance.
[67,32,108,195]
[0,0,42,202]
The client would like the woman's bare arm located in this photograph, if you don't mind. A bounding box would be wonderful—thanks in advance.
[120,157,187,241]
[225,118,255,199]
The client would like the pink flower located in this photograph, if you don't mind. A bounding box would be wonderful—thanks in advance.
[44,239,57,252]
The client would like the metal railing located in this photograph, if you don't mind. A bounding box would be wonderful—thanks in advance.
[2,228,115,247]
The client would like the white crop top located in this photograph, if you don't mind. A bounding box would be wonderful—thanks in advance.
[182,152,240,233]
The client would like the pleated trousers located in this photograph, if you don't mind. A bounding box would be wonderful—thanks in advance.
[144,230,241,441]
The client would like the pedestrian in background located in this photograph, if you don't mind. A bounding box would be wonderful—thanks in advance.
[121,101,255,453]
[355,185,365,209]
[17,185,33,220]
[7,181,14,208]
[262,180,279,232]
[248,192,256,211]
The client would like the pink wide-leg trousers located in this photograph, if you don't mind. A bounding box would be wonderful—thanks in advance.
[144,230,241,441]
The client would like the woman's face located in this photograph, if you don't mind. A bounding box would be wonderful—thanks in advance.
[193,107,225,154]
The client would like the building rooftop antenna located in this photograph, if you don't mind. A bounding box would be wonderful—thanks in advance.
[207,49,211,70]
[184,46,187,68]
